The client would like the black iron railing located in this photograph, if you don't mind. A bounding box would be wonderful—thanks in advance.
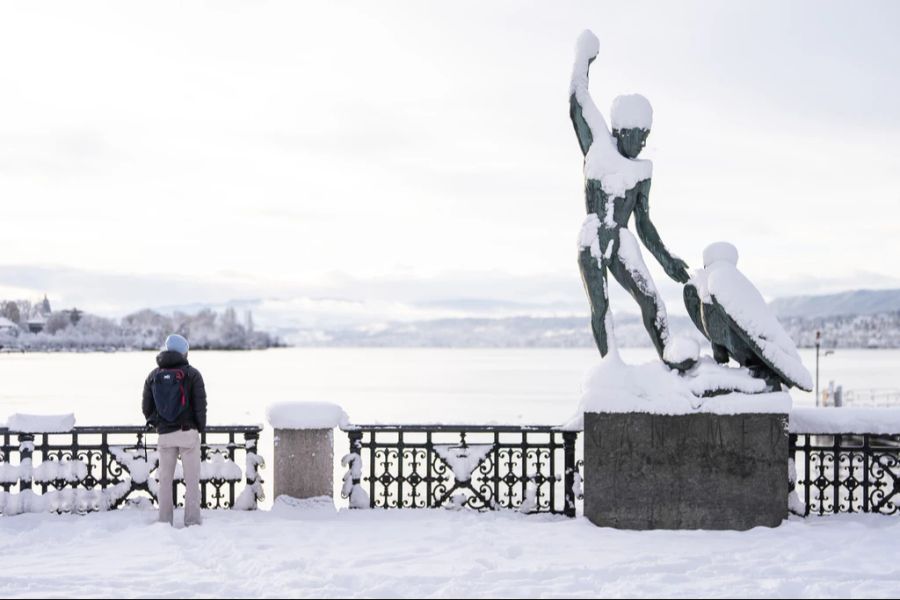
[0,425,264,514]
[342,425,581,517]
[790,433,900,516]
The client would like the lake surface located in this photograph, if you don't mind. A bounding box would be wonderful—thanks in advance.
[0,347,897,427]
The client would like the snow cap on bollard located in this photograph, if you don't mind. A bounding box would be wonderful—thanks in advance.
[266,402,349,430]
[5,413,76,432]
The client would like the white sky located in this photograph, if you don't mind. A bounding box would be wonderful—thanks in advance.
[1,1,899,320]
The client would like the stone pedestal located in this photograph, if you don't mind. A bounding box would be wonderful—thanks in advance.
[584,411,788,530]
[273,428,334,500]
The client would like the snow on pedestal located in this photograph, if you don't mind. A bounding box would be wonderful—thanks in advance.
[566,353,792,430]
[573,349,791,530]
[662,337,700,368]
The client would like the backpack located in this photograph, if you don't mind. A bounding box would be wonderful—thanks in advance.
[151,368,188,423]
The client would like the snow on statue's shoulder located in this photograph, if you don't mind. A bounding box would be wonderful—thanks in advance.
[704,244,813,391]
[584,136,652,198]
[266,402,349,430]
[5,413,76,433]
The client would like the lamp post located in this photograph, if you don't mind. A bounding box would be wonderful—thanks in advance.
[815,331,820,407]
[815,330,835,407]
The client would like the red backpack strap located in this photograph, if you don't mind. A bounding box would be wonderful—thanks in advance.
[177,369,186,407]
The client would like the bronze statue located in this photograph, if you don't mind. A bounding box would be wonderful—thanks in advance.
[569,30,694,371]
[684,242,814,392]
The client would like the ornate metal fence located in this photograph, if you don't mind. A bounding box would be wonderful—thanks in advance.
[790,433,900,516]
[342,425,581,517]
[0,425,264,514]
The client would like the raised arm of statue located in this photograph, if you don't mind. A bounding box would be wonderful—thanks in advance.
[570,94,594,156]
[569,30,610,157]
[634,184,690,283]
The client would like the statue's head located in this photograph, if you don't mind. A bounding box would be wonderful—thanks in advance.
[703,242,739,268]
[611,94,652,159]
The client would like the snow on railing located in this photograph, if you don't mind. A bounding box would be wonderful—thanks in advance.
[0,425,264,515]
[789,407,900,516]
[789,407,900,435]
[342,424,580,516]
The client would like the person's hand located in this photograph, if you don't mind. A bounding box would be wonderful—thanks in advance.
[667,258,691,284]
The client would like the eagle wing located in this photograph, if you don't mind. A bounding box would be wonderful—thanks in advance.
[707,265,813,391]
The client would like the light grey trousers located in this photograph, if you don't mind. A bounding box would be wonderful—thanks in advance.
[157,429,202,526]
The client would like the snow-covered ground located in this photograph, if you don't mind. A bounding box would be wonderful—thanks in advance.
[1,499,897,598]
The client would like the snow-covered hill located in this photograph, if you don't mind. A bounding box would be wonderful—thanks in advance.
[770,289,900,319]
[285,314,704,349]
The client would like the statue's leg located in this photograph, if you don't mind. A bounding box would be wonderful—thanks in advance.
[608,229,669,359]
[712,343,730,365]
[578,245,610,356]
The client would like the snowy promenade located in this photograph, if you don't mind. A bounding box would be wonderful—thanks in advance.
[2,499,898,598]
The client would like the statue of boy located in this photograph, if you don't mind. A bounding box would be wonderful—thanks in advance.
[569,30,693,370]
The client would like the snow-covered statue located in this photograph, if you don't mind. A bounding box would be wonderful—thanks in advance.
[684,242,813,392]
[570,30,694,371]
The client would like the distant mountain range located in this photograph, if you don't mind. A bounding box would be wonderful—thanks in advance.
[769,289,900,349]
[288,314,704,349]
[770,289,900,319]
[150,288,900,349]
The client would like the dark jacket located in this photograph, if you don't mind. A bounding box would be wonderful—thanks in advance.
[142,351,207,434]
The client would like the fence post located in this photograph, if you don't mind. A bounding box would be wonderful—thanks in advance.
[343,429,369,509]
[563,430,577,518]
[18,433,34,492]
[235,430,265,510]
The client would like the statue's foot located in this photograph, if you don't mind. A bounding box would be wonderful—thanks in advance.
[662,337,700,373]
[665,357,697,373]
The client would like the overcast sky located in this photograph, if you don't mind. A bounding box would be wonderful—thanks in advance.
[1,1,899,320]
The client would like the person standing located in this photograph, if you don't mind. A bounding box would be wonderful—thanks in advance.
[142,334,207,526]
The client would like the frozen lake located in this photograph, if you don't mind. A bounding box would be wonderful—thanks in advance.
[1,347,897,510]
[0,347,897,427]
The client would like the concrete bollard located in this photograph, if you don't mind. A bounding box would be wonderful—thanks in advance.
[266,402,348,501]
